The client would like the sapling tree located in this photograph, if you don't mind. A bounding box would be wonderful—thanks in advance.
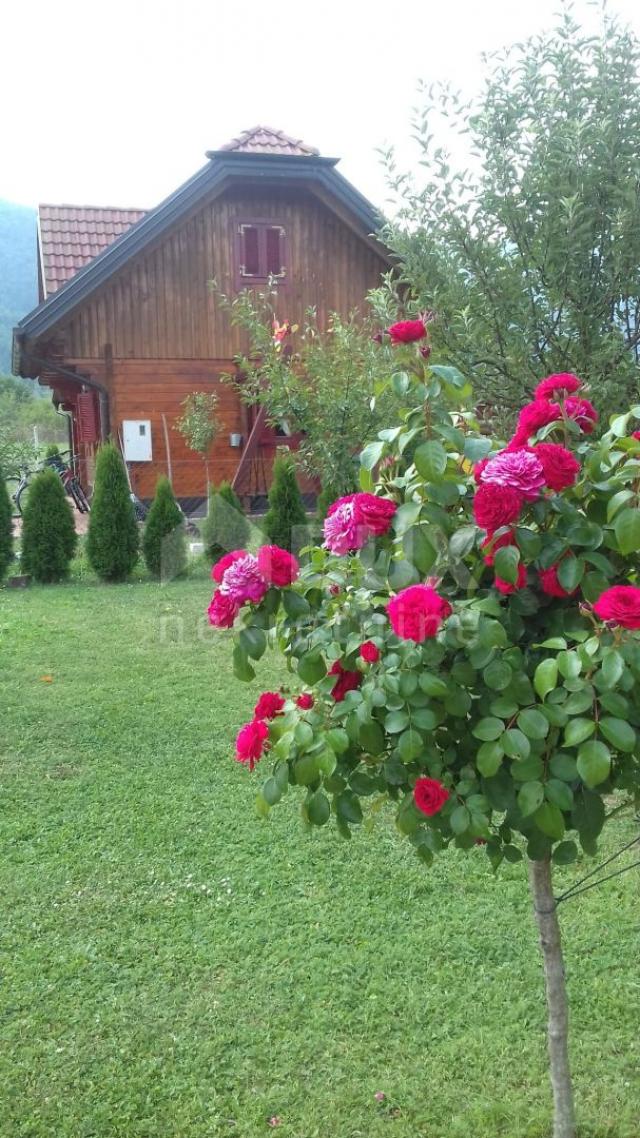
[207,318,640,1138]
[175,391,219,491]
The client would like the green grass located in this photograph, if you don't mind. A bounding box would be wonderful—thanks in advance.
[0,576,638,1137]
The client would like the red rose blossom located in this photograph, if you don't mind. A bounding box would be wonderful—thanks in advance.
[414,777,450,817]
[534,373,582,401]
[511,399,562,446]
[235,719,269,770]
[257,545,300,586]
[207,590,240,628]
[387,318,427,344]
[474,457,490,484]
[355,493,397,536]
[481,529,516,567]
[211,550,246,583]
[632,431,640,441]
[296,693,314,710]
[564,397,598,433]
[593,586,640,629]
[328,660,363,702]
[254,691,286,720]
[473,483,523,534]
[360,640,380,663]
[532,443,581,491]
[494,563,527,594]
[539,564,577,598]
[387,585,452,642]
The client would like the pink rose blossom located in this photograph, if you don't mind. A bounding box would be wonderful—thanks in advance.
[211,549,246,583]
[481,448,545,501]
[207,591,240,628]
[324,492,397,554]
[220,554,268,605]
[564,397,598,433]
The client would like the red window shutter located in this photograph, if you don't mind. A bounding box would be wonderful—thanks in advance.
[241,226,260,276]
[77,391,98,444]
[266,227,283,275]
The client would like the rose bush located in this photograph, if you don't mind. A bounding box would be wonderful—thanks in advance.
[207,349,640,1138]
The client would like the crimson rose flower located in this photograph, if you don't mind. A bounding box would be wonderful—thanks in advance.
[211,549,246,583]
[257,545,300,586]
[539,564,577,598]
[474,457,490,484]
[632,430,640,441]
[387,584,452,642]
[533,443,581,491]
[481,530,516,567]
[511,399,562,447]
[387,318,427,344]
[494,563,527,594]
[296,693,314,710]
[564,397,598,433]
[473,483,523,533]
[254,691,285,720]
[328,660,363,702]
[235,719,269,770]
[534,373,582,401]
[414,777,450,816]
[355,493,397,536]
[207,590,240,628]
[593,586,640,629]
[360,640,380,663]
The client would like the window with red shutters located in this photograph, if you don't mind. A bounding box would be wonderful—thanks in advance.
[237,222,286,286]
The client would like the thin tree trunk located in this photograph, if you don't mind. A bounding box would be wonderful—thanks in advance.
[528,856,576,1138]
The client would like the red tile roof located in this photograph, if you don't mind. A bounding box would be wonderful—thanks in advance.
[38,204,147,296]
[217,125,319,157]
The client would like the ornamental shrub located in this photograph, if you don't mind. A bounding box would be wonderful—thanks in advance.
[142,476,187,581]
[263,451,308,553]
[201,481,249,564]
[208,333,640,1138]
[0,469,14,580]
[87,442,139,582]
[20,468,76,583]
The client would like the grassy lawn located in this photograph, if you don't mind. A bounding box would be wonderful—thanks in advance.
[0,571,638,1137]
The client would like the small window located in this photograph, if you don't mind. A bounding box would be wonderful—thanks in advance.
[237,222,286,286]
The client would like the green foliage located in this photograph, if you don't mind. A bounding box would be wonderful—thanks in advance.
[264,451,308,553]
[378,10,640,427]
[220,288,405,494]
[316,480,344,522]
[87,442,139,582]
[44,443,61,459]
[0,375,66,474]
[142,476,187,580]
[200,480,249,563]
[175,391,219,486]
[20,468,76,583]
[0,468,13,579]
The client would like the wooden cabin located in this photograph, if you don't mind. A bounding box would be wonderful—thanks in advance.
[12,126,388,510]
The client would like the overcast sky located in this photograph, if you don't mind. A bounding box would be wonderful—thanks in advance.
[3,0,640,212]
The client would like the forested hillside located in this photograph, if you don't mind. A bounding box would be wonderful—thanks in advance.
[0,199,38,374]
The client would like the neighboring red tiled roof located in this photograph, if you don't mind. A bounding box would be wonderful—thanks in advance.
[217,125,319,157]
[38,204,147,296]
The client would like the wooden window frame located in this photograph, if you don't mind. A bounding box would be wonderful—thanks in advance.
[235,220,287,288]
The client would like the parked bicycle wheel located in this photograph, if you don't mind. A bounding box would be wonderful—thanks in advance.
[6,476,27,517]
[68,478,90,513]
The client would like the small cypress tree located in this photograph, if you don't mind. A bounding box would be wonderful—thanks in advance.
[0,469,14,580]
[21,468,76,583]
[316,481,341,522]
[142,476,187,581]
[264,452,308,553]
[201,480,250,563]
[87,442,139,582]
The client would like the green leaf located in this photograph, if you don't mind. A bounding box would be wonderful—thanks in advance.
[282,590,311,619]
[360,440,385,470]
[472,717,504,741]
[262,777,283,806]
[326,728,349,754]
[384,710,410,733]
[294,721,314,748]
[430,364,467,388]
[517,708,550,740]
[414,440,447,481]
[552,840,578,865]
[233,643,255,682]
[403,526,437,574]
[294,754,319,786]
[606,488,634,522]
[534,658,558,700]
[557,556,584,592]
[336,790,363,825]
[614,508,640,555]
[464,436,492,462]
[494,545,521,585]
[476,740,503,777]
[392,501,422,537]
[550,753,578,781]
[563,718,595,747]
[483,660,512,691]
[297,651,327,684]
[557,651,581,680]
[518,780,544,817]
[449,525,477,559]
[398,729,424,762]
[545,779,574,812]
[450,805,471,834]
[388,559,420,591]
[359,720,386,755]
[533,802,566,840]
[599,651,624,689]
[239,626,267,660]
[501,728,531,760]
[572,788,606,839]
[599,717,636,753]
[577,740,611,787]
[307,791,331,826]
[419,673,449,697]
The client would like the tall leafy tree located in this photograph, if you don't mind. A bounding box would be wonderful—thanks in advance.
[379,9,640,426]
[20,468,76,583]
[87,442,139,582]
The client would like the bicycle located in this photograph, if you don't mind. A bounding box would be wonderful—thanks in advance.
[44,451,91,513]
[5,466,31,518]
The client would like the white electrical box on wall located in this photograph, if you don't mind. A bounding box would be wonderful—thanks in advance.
[122,420,152,462]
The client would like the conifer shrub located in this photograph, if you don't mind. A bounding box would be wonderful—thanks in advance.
[316,481,341,523]
[87,442,139,582]
[20,468,76,583]
[264,452,308,553]
[201,481,250,563]
[0,469,14,580]
[142,476,187,580]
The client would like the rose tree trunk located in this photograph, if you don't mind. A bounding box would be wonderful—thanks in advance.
[528,856,576,1138]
